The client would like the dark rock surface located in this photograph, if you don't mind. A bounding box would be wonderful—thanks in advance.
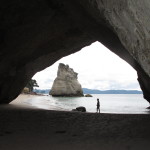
[0,0,150,103]
[146,106,150,109]
[85,94,93,97]
[76,106,86,112]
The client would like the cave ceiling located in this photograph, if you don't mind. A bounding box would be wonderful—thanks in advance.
[0,0,150,103]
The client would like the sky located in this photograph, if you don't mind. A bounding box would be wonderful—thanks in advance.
[33,41,141,91]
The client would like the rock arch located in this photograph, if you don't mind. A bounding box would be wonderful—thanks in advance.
[0,0,150,103]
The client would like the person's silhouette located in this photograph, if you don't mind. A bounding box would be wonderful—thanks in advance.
[96,98,100,113]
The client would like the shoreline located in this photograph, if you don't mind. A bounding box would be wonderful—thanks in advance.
[0,94,150,149]
[10,94,150,114]
[10,94,71,111]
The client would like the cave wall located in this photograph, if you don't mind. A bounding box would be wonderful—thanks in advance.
[79,0,150,101]
[0,0,150,103]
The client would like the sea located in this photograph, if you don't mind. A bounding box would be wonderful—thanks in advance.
[24,94,150,114]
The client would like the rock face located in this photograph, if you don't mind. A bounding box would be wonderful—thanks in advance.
[50,63,83,96]
[0,0,150,103]
[76,106,86,112]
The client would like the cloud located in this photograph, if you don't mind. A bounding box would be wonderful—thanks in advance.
[81,78,140,90]
[33,42,141,90]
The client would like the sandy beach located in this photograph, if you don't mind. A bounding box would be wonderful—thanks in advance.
[10,94,66,111]
[0,94,150,150]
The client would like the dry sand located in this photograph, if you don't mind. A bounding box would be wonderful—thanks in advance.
[10,94,67,111]
[0,95,150,150]
[10,94,41,106]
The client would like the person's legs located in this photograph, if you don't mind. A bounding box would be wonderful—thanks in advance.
[96,107,100,113]
[96,108,98,113]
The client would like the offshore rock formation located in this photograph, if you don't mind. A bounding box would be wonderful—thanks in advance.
[85,94,93,97]
[50,63,83,96]
[0,0,150,103]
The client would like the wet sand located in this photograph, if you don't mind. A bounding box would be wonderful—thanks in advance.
[0,95,150,150]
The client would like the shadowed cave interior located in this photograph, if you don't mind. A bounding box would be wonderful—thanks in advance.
[1,1,150,150]
[0,0,150,104]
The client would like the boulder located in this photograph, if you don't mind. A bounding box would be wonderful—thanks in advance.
[76,106,86,112]
[146,106,150,109]
[85,94,93,97]
[50,63,83,97]
[22,87,29,94]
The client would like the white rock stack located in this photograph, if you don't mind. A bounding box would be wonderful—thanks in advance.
[50,63,83,96]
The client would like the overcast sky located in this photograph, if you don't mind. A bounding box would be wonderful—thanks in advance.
[33,41,141,91]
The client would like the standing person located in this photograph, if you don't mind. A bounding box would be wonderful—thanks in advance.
[96,98,100,113]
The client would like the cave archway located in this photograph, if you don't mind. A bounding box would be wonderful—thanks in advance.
[0,0,150,104]
[33,42,141,92]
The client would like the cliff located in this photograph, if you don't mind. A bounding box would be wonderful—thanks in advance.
[50,63,83,96]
